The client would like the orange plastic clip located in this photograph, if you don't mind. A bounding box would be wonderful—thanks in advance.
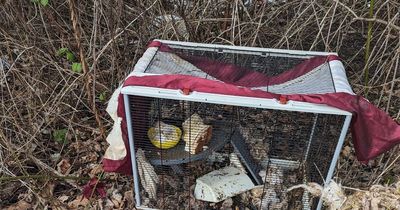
[279,95,288,104]
[182,88,191,95]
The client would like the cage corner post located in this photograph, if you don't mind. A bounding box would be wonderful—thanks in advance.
[123,94,142,207]
[316,114,352,210]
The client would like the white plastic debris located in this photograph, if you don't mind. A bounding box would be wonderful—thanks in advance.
[194,166,255,203]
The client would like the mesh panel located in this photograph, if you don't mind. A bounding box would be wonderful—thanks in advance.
[144,51,216,80]
[143,45,336,94]
[261,63,336,94]
[128,96,345,210]
[168,47,306,76]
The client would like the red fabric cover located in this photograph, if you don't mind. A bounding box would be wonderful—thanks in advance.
[149,41,340,87]
[103,42,400,175]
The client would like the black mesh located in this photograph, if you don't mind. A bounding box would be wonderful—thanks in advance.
[143,44,337,94]
[128,96,345,209]
[171,48,305,77]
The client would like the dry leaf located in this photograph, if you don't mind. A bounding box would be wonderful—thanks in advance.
[89,164,103,177]
[111,190,123,208]
[68,195,90,209]
[104,198,114,208]
[342,146,352,158]
[123,190,134,208]
[5,200,31,210]
[250,186,264,198]
[57,159,71,175]
[342,181,400,209]
[221,198,233,209]
[58,195,69,203]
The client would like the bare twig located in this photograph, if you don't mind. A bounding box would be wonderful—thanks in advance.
[354,17,400,31]
[94,0,159,63]
[67,0,105,137]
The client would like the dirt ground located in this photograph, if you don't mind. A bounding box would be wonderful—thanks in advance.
[0,0,399,209]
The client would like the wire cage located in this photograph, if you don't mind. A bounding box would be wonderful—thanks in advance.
[121,40,352,210]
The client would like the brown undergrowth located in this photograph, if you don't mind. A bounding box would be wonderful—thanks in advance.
[0,0,399,209]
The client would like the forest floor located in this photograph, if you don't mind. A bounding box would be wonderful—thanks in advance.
[1,0,399,209]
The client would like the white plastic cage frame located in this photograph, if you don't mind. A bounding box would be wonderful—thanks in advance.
[121,40,352,210]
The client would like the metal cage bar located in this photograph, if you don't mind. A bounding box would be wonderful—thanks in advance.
[123,94,142,207]
[121,86,352,116]
[304,114,319,162]
[156,39,338,58]
[316,114,352,210]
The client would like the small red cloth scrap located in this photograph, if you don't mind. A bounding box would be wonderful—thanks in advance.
[82,177,106,199]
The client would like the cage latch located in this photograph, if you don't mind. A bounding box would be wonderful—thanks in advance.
[279,95,288,104]
[181,88,192,95]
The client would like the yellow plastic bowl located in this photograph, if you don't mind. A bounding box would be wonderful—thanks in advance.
[147,126,181,149]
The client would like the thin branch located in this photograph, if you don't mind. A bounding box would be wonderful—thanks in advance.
[354,17,400,31]
[0,174,91,182]
[67,0,105,137]
[94,0,159,63]
[333,0,357,18]
[334,0,400,31]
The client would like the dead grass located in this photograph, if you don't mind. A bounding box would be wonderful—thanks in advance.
[0,0,399,209]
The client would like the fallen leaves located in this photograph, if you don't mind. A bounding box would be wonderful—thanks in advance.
[342,146,352,158]
[58,195,69,203]
[342,182,400,210]
[122,190,134,207]
[287,180,400,210]
[89,164,103,178]
[70,140,102,164]
[4,200,31,210]
[110,190,123,208]
[67,195,90,209]
[57,159,71,175]
[221,198,233,209]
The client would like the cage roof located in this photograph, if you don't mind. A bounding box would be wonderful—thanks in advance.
[130,40,354,95]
